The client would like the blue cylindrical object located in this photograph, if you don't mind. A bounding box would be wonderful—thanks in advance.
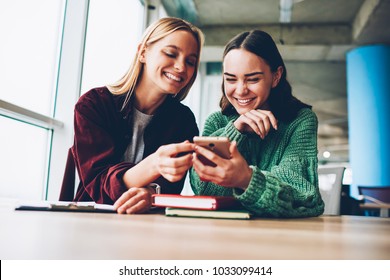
[347,45,390,187]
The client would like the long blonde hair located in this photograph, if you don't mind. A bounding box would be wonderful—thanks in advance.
[107,17,204,109]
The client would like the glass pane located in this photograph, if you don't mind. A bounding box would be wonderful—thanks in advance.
[0,116,49,200]
[81,0,144,94]
[0,0,64,116]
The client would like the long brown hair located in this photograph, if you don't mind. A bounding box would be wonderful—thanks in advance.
[107,17,204,109]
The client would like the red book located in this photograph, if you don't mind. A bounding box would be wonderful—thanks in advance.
[151,194,240,210]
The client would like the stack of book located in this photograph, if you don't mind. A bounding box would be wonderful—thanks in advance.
[151,194,252,220]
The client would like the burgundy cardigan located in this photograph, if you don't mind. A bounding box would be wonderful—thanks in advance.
[60,87,199,204]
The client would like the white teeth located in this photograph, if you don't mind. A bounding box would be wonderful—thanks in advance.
[237,98,253,104]
[165,72,181,82]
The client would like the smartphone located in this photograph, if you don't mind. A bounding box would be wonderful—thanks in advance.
[193,136,231,166]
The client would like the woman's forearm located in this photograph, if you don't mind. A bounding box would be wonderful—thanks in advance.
[122,153,160,189]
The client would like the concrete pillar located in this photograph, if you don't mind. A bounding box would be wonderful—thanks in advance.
[347,45,390,189]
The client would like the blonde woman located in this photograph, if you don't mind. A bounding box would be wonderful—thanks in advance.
[60,17,204,214]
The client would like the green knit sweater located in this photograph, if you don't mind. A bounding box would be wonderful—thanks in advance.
[189,108,325,218]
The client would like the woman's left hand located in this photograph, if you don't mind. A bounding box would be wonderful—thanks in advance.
[192,141,252,190]
[234,109,278,139]
[114,187,153,214]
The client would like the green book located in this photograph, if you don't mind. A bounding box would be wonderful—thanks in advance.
[165,207,252,220]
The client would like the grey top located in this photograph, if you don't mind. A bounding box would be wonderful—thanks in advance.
[123,107,153,164]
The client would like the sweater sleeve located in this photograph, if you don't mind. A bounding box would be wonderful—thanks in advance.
[72,91,131,204]
[235,110,324,218]
[190,109,325,218]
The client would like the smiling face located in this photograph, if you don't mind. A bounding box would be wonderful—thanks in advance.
[138,30,199,97]
[223,48,281,115]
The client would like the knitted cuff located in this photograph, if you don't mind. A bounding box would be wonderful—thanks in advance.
[224,121,246,143]
[233,165,265,205]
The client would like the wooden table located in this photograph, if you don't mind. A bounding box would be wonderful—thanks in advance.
[1,202,389,260]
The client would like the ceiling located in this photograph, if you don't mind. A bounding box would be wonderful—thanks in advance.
[161,0,390,162]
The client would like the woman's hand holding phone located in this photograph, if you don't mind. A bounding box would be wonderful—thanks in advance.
[192,137,252,190]
[193,136,231,166]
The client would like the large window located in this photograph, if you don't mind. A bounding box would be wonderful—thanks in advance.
[0,0,145,201]
[0,0,64,116]
[0,0,65,200]
[0,118,50,200]
[81,0,144,94]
